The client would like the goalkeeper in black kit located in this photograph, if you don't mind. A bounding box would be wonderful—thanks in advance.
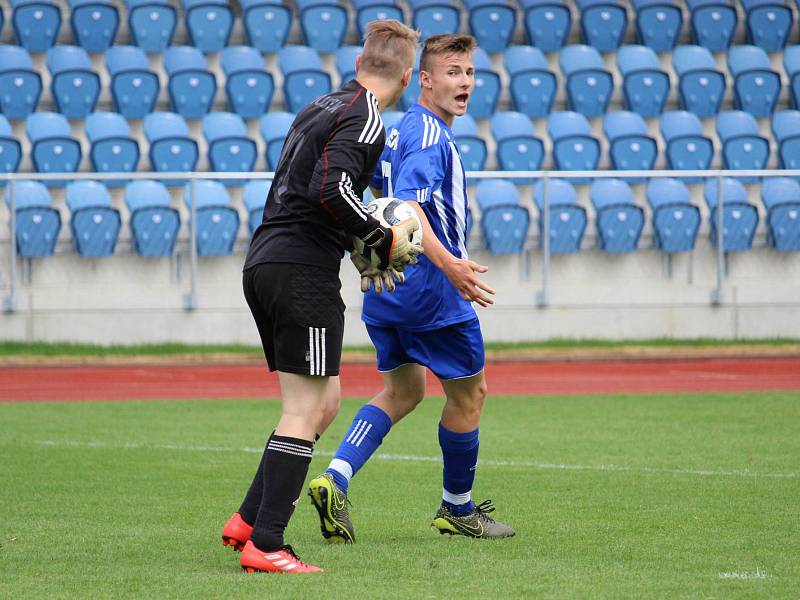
[219,20,423,574]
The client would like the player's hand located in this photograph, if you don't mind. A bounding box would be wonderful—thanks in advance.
[350,251,405,293]
[370,218,424,270]
[442,258,495,307]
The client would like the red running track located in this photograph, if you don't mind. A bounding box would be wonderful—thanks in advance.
[1,358,800,402]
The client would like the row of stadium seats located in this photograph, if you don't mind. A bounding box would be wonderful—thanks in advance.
[0,0,797,55]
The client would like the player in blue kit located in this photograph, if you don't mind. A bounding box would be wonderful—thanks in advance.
[309,34,515,542]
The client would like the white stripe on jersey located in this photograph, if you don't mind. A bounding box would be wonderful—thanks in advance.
[450,141,469,258]
[422,114,430,149]
[432,188,454,249]
[357,92,376,143]
[338,172,369,221]
[364,93,383,144]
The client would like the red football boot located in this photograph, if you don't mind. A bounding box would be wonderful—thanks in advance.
[240,540,323,574]
[221,512,252,551]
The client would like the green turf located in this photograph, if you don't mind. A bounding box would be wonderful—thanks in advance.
[1,393,798,598]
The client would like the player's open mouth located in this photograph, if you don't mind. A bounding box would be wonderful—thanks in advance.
[455,94,469,106]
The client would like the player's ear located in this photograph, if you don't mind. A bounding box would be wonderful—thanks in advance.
[355,55,362,74]
[401,67,412,88]
[420,69,432,89]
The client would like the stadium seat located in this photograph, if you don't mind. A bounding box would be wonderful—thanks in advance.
[126,0,176,53]
[105,46,160,119]
[716,110,769,182]
[85,112,140,186]
[547,111,601,179]
[382,110,404,132]
[559,45,613,117]
[203,112,257,183]
[164,45,217,119]
[0,116,22,184]
[240,0,291,54]
[504,45,557,118]
[533,178,587,253]
[687,0,737,52]
[475,179,530,254]
[183,180,240,256]
[521,0,571,52]
[279,46,332,113]
[336,45,361,84]
[576,0,628,53]
[69,0,119,53]
[660,110,714,181]
[221,46,274,119]
[728,45,781,117]
[46,45,100,120]
[785,46,800,109]
[468,48,500,119]
[742,0,792,52]
[11,0,61,52]
[410,0,460,40]
[0,7,4,37]
[761,177,800,251]
[260,111,295,169]
[5,180,61,257]
[143,112,199,184]
[590,178,644,253]
[451,113,487,172]
[243,179,271,235]
[65,180,121,257]
[297,0,348,53]
[26,112,82,187]
[704,178,759,251]
[125,179,180,256]
[603,111,657,181]
[632,0,683,52]
[772,110,800,170]
[646,178,701,253]
[673,45,726,117]
[617,45,670,117]
[181,0,233,53]
[490,111,544,181]
[464,0,516,53]
[352,0,404,38]
[0,45,41,120]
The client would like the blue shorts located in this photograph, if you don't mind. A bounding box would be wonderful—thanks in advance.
[365,318,485,380]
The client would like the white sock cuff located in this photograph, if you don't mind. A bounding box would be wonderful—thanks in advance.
[442,488,471,505]
[328,458,354,482]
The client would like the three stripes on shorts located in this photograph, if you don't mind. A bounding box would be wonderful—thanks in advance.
[308,326,326,376]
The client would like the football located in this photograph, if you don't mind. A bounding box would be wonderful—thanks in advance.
[353,197,423,268]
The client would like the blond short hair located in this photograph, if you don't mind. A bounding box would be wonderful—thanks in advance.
[360,20,420,79]
[419,34,477,73]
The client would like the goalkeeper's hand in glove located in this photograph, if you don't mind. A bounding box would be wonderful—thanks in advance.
[364,218,423,271]
[350,251,405,293]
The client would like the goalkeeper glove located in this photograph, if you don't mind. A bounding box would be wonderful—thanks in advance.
[363,218,423,270]
[350,251,405,293]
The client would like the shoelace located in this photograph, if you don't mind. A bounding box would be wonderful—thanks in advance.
[474,499,498,524]
[279,544,308,566]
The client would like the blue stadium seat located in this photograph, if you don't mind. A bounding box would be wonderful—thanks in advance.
[243,179,271,235]
[382,110,404,132]
[11,0,61,52]
[772,110,800,170]
[336,45,361,84]
[69,0,119,53]
[65,180,121,257]
[716,110,769,182]
[704,178,759,251]
[105,46,159,119]
[468,48,500,119]
[576,0,627,53]
[743,0,792,52]
[125,179,180,256]
[504,45,556,118]
[410,0,460,40]
[126,0,176,53]
[521,0,571,52]
[297,0,348,53]
[0,45,41,120]
[559,45,613,117]
[728,45,781,117]
[632,0,682,52]
[26,112,82,187]
[221,46,274,119]
[784,46,800,109]
[603,110,657,181]
[761,176,800,251]
[451,113,487,172]
[533,178,587,253]
[46,45,100,120]
[660,110,714,181]
[673,45,726,117]
[260,111,296,169]
[181,0,233,53]
[5,180,61,257]
[646,178,701,252]
[0,116,22,184]
[143,112,199,184]
[279,46,332,113]
[490,111,544,181]
[464,0,516,53]
[183,180,240,256]
[590,178,644,253]
[164,45,217,119]
[240,0,291,54]
[0,7,4,36]
[687,0,737,52]
[617,45,670,117]
[475,179,530,254]
[352,0,404,38]
[547,111,601,178]
[85,112,140,186]
[203,112,257,183]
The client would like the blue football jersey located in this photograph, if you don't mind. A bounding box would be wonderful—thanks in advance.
[362,104,475,331]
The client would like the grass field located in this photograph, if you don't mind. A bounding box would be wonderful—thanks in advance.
[2,392,799,598]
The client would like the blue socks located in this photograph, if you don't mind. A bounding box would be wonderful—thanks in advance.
[326,404,393,493]
[439,422,479,516]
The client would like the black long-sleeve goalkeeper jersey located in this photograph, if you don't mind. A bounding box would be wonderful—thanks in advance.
[244,80,387,272]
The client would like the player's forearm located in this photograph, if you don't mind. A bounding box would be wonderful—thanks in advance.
[406,201,458,271]
[310,166,386,242]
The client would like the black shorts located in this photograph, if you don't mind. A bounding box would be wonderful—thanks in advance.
[243,262,345,376]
